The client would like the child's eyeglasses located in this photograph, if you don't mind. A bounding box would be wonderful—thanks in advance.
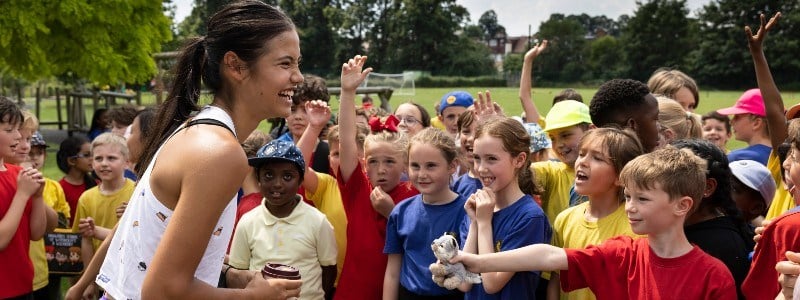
[397,116,419,125]
[71,153,91,159]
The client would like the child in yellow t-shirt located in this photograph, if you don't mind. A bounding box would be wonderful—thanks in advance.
[71,133,135,264]
[548,128,644,300]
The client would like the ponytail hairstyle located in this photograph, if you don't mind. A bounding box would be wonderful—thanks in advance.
[474,116,541,195]
[56,136,96,189]
[656,96,701,141]
[138,0,295,172]
[670,139,753,248]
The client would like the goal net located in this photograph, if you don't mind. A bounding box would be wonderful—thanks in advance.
[361,71,416,96]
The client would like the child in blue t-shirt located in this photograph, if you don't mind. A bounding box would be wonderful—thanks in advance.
[383,127,467,299]
[459,117,552,299]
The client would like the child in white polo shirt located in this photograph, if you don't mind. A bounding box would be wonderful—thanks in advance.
[228,140,337,299]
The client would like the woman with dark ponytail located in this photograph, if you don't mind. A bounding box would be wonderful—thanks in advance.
[71,1,304,299]
[671,139,752,299]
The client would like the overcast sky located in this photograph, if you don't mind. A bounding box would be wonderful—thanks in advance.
[172,0,715,37]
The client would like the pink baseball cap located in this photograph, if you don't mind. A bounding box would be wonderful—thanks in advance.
[716,89,765,117]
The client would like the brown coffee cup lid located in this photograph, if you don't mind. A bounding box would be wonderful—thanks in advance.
[261,263,301,280]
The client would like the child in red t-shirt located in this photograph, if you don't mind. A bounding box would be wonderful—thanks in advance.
[56,136,95,226]
[0,96,47,299]
[445,147,737,300]
[333,55,419,300]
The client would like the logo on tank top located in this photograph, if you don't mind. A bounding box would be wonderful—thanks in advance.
[494,240,503,252]
[156,212,167,222]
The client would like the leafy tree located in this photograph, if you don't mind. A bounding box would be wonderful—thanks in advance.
[587,35,624,80]
[478,10,506,42]
[690,0,800,89]
[536,14,586,83]
[0,0,172,85]
[175,0,208,42]
[382,0,492,76]
[620,0,695,81]
[280,0,339,76]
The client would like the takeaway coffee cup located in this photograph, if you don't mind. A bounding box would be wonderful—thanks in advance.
[261,263,301,280]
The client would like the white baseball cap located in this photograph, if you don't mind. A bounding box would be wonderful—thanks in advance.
[729,160,776,207]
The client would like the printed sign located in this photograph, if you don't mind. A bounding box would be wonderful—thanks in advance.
[44,229,83,275]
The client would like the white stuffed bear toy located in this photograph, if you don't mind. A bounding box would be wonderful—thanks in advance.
[429,233,482,290]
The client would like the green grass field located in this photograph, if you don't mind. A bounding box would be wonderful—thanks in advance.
[30,87,800,180]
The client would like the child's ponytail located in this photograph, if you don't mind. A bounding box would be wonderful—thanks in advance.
[475,117,541,195]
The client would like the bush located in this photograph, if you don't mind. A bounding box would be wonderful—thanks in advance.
[416,75,506,88]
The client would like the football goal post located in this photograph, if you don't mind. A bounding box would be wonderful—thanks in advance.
[361,71,416,96]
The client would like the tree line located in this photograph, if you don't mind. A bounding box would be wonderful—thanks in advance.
[1,0,798,90]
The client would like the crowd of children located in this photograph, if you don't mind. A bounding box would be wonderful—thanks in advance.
[3,3,800,300]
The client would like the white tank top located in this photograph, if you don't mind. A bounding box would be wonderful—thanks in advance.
[97,106,238,299]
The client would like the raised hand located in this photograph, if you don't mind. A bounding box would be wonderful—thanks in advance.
[474,91,501,121]
[305,100,332,128]
[745,12,781,53]
[524,40,548,62]
[340,55,372,92]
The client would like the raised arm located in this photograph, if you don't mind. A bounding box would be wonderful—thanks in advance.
[746,12,785,149]
[298,100,331,194]
[66,224,118,300]
[338,55,372,183]
[519,40,548,124]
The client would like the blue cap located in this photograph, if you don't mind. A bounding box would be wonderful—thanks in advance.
[439,91,474,114]
[248,140,305,177]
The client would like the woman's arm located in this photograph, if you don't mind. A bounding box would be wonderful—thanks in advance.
[338,55,372,183]
[66,224,117,300]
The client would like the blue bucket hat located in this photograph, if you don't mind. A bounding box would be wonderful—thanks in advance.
[248,140,305,177]
[522,123,552,152]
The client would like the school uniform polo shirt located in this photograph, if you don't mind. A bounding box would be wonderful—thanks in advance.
[229,196,337,300]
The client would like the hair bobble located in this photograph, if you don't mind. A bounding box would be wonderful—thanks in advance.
[686,111,693,120]
[369,115,399,133]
